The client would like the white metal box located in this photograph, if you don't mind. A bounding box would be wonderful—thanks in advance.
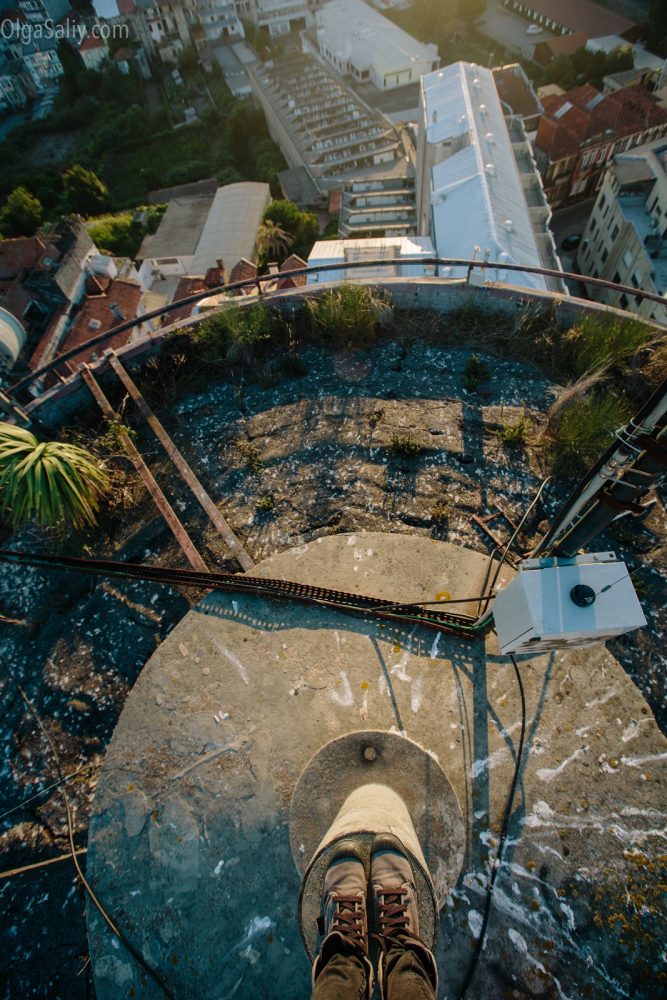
[493,552,647,655]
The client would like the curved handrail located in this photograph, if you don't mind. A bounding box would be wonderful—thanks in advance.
[10,256,666,395]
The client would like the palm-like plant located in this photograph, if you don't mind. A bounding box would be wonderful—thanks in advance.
[0,423,110,530]
[256,220,294,261]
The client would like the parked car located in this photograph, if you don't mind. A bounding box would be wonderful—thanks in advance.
[526,24,543,34]
[561,233,583,252]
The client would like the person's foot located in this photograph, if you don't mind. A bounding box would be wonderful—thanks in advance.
[312,839,373,995]
[371,834,438,998]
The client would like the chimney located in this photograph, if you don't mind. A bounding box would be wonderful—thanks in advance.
[109,303,125,323]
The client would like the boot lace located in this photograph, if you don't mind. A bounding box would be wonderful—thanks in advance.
[377,889,410,939]
[331,895,366,943]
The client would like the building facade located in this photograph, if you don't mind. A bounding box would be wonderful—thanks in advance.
[534,84,667,207]
[577,141,667,325]
[245,0,309,38]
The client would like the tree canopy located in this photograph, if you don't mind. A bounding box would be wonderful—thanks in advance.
[262,201,319,262]
[0,187,43,237]
[62,164,110,217]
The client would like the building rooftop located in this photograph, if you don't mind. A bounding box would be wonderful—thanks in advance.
[138,194,217,260]
[537,83,667,161]
[533,30,588,64]
[190,182,270,276]
[587,35,666,72]
[315,0,437,76]
[57,277,144,368]
[518,0,637,37]
[422,62,554,292]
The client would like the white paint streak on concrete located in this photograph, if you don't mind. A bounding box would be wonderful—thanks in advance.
[212,639,249,686]
[621,752,667,767]
[411,676,424,713]
[390,651,412,683]
[508,928,528,954]
[430,633,440,659]
[330,670,354,706]
[585,689,616,709]
[621,719,649,743]
[537,746,587,783]
[468,909,483,939]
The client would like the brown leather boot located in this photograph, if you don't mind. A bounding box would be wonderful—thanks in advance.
[312,839,374,997]
[371,833,438,999]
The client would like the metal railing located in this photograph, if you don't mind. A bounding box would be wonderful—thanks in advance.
[10,256,666,397]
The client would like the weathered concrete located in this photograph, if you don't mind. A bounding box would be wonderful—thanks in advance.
[86,534,666,999]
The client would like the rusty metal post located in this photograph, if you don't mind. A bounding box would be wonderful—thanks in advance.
[80,366,209,574]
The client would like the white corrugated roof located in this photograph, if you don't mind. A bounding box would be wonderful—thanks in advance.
[423,62,548,292]
[190,182,270,276]
[309,236,433,263]
[317,0,437,77]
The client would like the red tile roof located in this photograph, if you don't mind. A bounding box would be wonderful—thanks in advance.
[167,276,207,325]
[80,33,106,51]
[0,237,47,279]
[277,254,307,288]
[204,265,225,288]
[113,47,134,62]
[533,30,588,65]
[518,0,636,37]
[229,258,258,291]
[118,0,136,13]
[57,279,143,369]
[536,84,667,162]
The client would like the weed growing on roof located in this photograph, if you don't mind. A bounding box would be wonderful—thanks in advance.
[236,438,264,473]
[545,391,630,479]
[306,284,392,348]
[256,492,275,513]
[565,314,657,377]
[432,501,451,524]
[497,411,530,449]
[390,431,423,456]
[196,302,277,366]
[463,353,489,391]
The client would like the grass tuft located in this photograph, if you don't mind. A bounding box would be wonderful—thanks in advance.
[306,285,392,348]
[390,431,423,456]
[565,314,656,377]
[545,392,630,479]
[463,353,489,392]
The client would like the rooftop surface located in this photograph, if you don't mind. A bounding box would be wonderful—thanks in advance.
[190,182,270,276]
[138,194,215,260]
[87,533,667,998]
[511,0,637,37]
[315,0,438,73]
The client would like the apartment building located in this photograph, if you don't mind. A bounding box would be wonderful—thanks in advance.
[577,140,667,325]
[499,0,636,39]
[195,0,243,41]
[416,62,563,293]
[534,84,667,207]
[241,0,309,38]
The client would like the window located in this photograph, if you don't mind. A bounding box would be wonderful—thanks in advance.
[619,294,629,309]
[611,224,619,241]
[601,247,608,264]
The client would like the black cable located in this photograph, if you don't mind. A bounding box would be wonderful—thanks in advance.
[476,478,551,623]
[368,594,494,612]
[458,654,527,998]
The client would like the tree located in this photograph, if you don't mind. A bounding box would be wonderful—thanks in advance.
[62,164,109,217]
[256,219,294,262]
[648,0,667,58]
[458,0,486,23]
[262,200,319,260]
[0,187,43,237]
[0,423,110,530]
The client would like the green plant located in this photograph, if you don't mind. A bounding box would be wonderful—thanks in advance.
[498,412,530,449]
[256,492,275,512]
[0,423,110,529]
[196,302,275,367]
[432,501,451,524]
[565,314,656,377]
[307,285,392,348]
[390,431,423,457]
[96,417,136,454]
[236,438,264,473]
[546,392,630,478]
[369,408,384,427]
[463,353,489,391]
[281,353,308,378]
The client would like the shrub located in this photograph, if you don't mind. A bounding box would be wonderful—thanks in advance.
[390,431,423,456]
[306,285,392,348]
[565,314,656,377]
[498,413,529,449]
[256,492,275,512]
[236,438,264,473]
[545,392,630,479]
[0,424,110,529]
[196,302,276,366]
[463,352,489,392]
[432,501,450,524]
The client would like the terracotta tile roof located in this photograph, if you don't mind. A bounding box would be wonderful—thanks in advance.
[28,304,68,372]
[85,273,111,296]
[118,0,136,13]
[0,238,47,279]
[277,254,307,288]
[80,33,106,51]
[113,47,134,62]
[1,280,33,322]
[204,265,225,288]
[229,258,257,292]
[167,276,207,325]
[536,84,667,162]
[533,30,588,64]
[517,0,636,37]
[58,279,143,369]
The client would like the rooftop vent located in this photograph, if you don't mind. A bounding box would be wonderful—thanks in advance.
[504,219,514,232]
[88,318,101,330]
[485,163,497,176]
